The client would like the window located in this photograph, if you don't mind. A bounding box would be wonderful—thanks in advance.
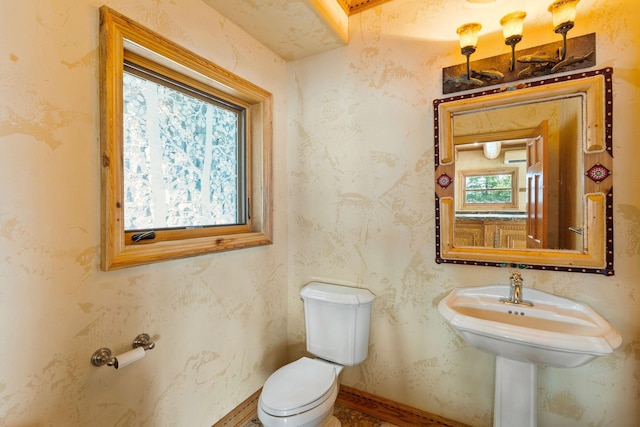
[100,7,273,270]
[460,169,518,210]
[122,64,246,231]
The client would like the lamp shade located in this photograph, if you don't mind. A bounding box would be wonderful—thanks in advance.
[483,142,502,160]
[456,23,482,49]
[548,0,579,27]
[500,11,526,39]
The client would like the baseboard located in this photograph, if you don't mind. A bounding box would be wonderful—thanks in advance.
[212,385,471,427]
[212,388,262,427]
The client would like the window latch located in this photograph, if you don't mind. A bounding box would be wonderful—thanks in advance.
[131,231,156,242]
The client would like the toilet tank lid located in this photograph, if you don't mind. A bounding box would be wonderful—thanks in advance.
[301,282,375,305]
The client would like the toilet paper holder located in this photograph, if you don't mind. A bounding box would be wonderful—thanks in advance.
[91,333,156,368]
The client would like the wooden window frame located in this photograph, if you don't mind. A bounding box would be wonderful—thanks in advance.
[100,7,273,270]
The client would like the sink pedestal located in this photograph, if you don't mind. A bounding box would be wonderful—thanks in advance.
[494,357,536,427]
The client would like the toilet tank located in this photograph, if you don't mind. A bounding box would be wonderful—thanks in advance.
[300,282,375,366]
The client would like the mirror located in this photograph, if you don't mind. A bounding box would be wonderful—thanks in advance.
[434,68,614,275]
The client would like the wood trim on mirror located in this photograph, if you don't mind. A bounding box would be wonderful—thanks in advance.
[434,68,614,275]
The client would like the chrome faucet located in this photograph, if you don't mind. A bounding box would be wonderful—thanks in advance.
[500,272,534,306]
[511,272,523,303]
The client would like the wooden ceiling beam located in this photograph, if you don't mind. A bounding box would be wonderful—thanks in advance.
[336,0,393,16]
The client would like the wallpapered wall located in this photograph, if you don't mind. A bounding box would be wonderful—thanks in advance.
[1,0,639,426]
[287,0,640,426]
[0,0,289,425]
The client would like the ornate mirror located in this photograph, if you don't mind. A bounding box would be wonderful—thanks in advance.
[434,68,613,275]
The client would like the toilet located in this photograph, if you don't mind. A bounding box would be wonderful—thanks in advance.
[258,281,375,427]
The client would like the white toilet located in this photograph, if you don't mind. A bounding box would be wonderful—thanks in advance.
[258,281,375,427]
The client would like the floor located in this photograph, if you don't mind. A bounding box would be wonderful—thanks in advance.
[241,402,400,427]
[214,385,472,427]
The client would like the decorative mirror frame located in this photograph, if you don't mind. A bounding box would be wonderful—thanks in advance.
[434,68,613,275]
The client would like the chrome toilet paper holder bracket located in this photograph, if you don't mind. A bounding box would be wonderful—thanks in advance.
[91,333,155,368]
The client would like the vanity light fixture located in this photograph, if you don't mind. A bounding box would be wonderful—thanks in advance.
[548,0,580,60]
[444,0,592,94]
[500,11,526,72]
[456,23,482,83]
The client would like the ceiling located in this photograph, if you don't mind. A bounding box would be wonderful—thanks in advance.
[202,0,395,61]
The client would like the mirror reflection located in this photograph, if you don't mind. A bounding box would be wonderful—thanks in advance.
[452,96,584,251]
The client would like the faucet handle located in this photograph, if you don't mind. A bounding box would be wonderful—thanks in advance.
[510,272,523,285]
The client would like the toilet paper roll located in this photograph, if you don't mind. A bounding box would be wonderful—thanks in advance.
[114,346,145,369]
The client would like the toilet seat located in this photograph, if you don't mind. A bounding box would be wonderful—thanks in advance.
[260,357,338,417]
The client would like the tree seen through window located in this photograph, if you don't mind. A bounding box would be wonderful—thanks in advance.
[123,67,243,231]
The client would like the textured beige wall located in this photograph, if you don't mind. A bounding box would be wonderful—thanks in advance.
[2,0,639,426]
[288,0,640,426]
[0,0,288,425]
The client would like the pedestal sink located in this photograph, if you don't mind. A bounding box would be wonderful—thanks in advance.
[438,284,622,427]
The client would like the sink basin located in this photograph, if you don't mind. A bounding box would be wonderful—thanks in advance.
[438,285,622,368]
[438,284,621,427]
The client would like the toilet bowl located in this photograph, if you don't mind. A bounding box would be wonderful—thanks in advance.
[257,357,343,427]
[258,282,375,427]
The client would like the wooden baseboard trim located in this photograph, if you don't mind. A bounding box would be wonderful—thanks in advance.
[212,388,261,427]
[212,385,471,427]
